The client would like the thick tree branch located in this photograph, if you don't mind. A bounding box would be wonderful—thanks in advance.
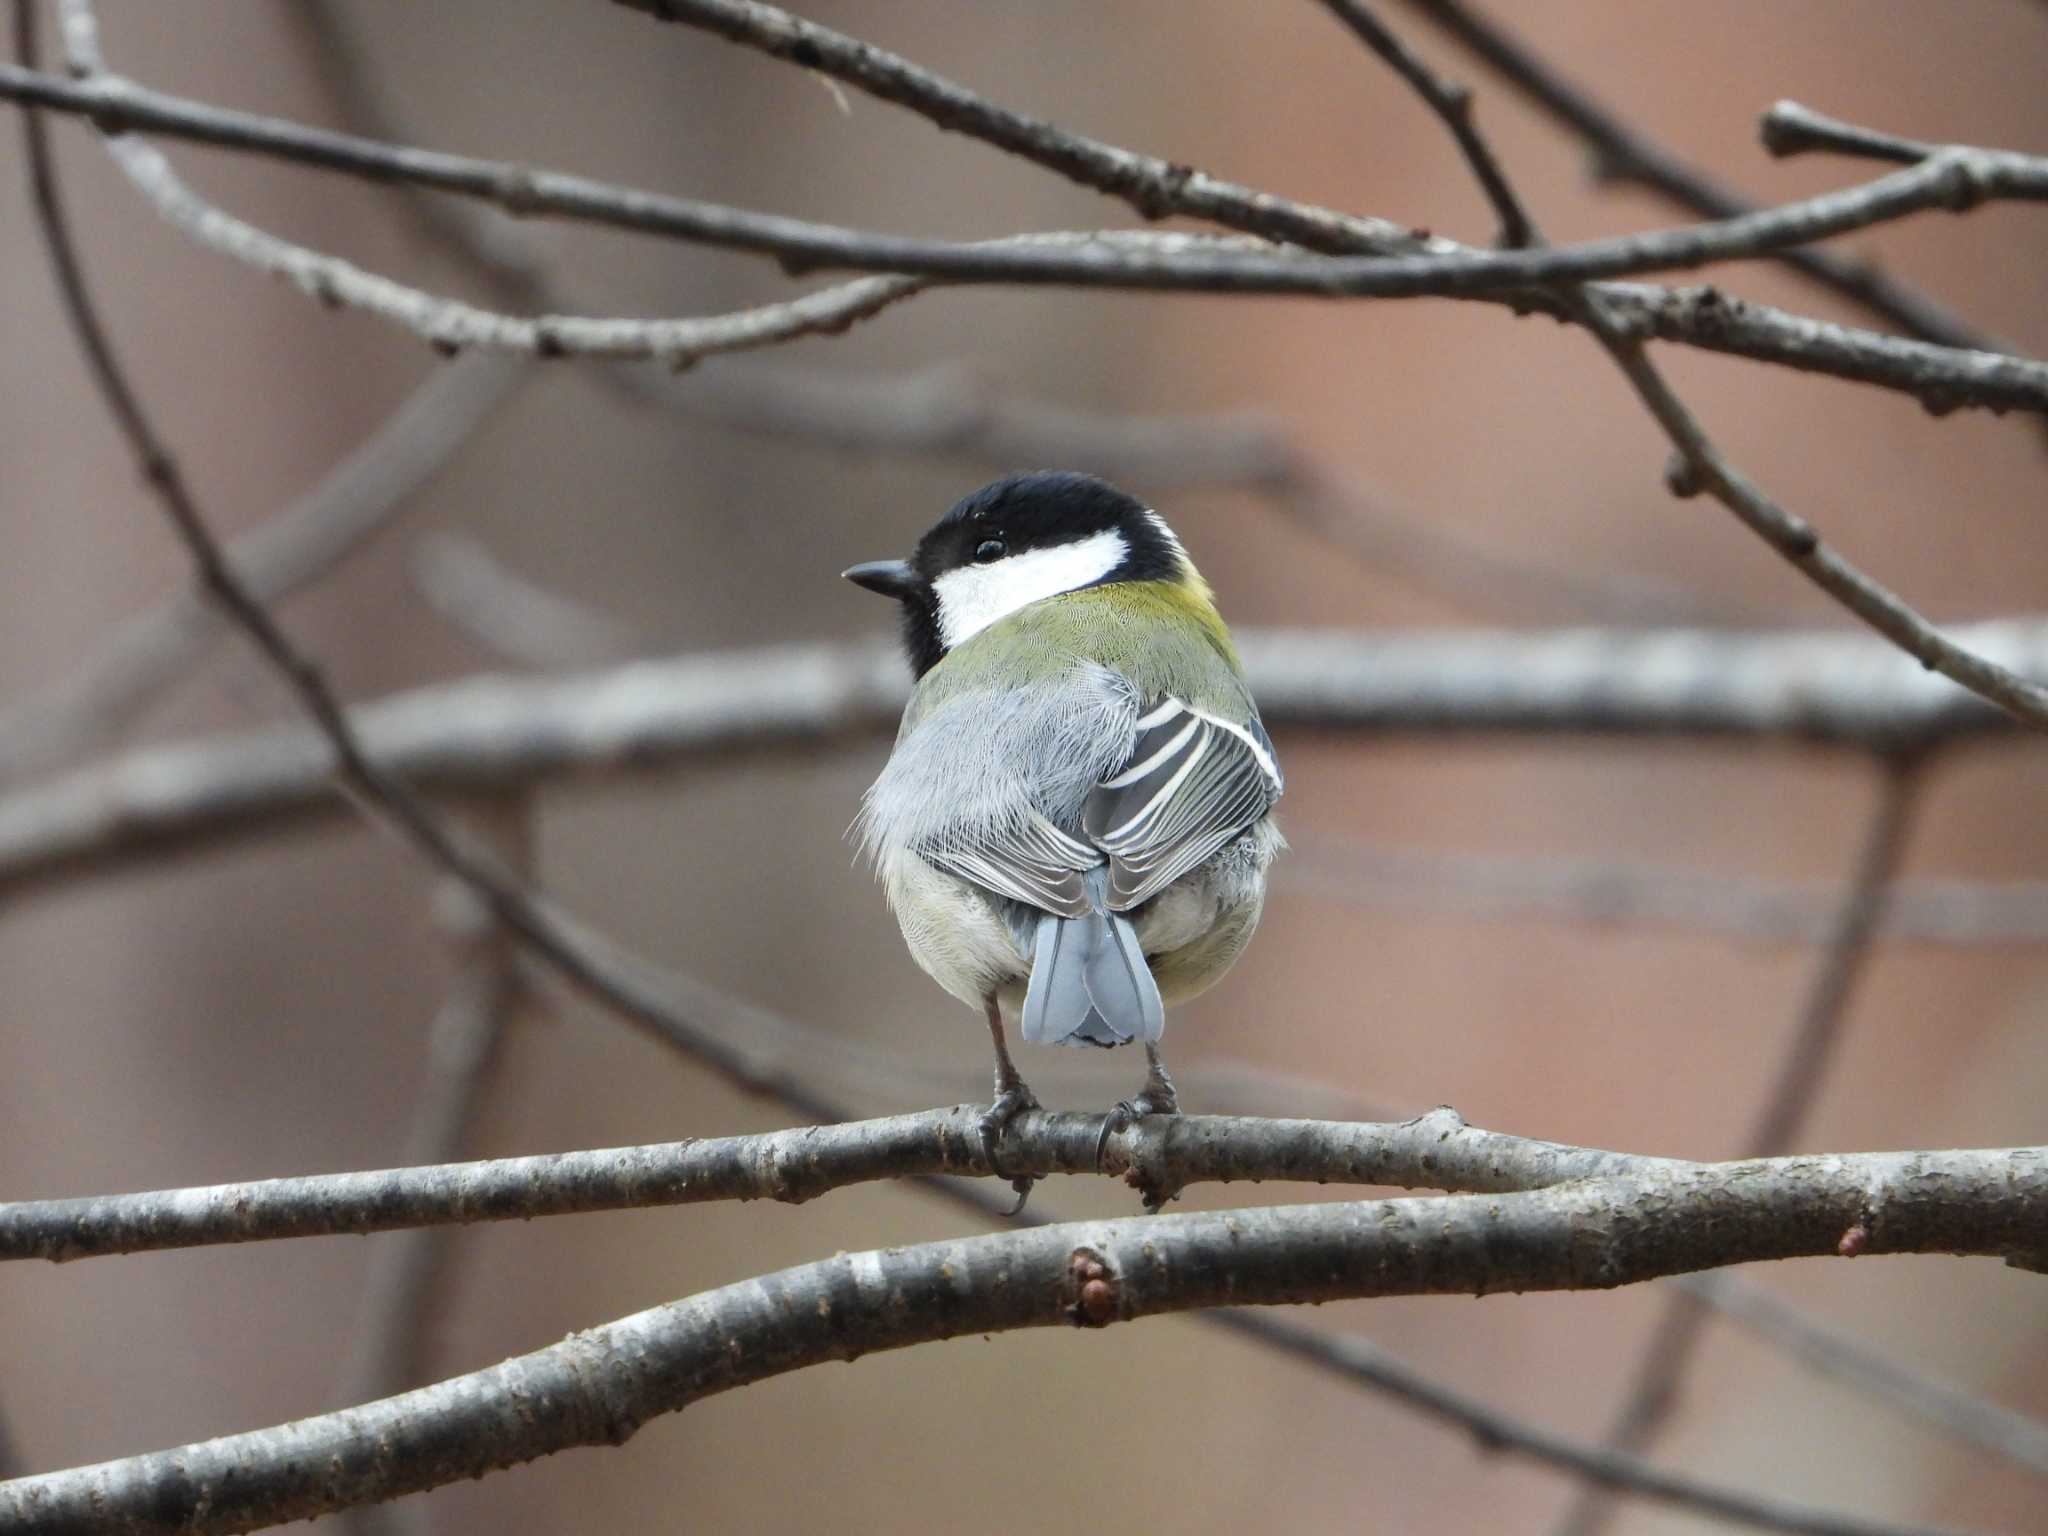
[0,1104,1680,1262]
[2,1149,2040,1534]
[5,621,2047,901]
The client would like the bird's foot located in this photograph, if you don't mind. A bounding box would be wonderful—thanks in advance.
[980,1081,1041,1217]
[1093,1075,1181,1171]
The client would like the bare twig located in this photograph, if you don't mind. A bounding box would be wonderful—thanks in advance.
[98,119,931,363]
[2,60,2046,413]
[1394,0,2008,352]
[1587,295,2048,730]
[1675,1273,2048,1480]
[1555,764,1923,1536]
[4,1146,2041,1535]
[1762,102,1943,169]
[1316,0,1539,246]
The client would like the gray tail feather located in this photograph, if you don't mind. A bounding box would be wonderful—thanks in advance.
[1019,868,1164,1048]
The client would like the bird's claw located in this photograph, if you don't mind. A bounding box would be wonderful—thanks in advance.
[980,1083,1040,1216]
[1093,1083,1181,1171]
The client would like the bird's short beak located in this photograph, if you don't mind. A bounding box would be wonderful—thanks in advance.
[842,559,923,601]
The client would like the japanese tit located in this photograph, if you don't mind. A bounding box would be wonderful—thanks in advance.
[846,472,1284,1173]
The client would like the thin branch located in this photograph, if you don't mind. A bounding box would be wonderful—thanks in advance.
[3,1148,2040,1535]
[1675,1273,2048,1480]
[8,620,2048,902]
[1585,293,2048,730]
[2,58,2046,418]
[10,54,2047,302]
[1316,0,1539,246]
[86,112,932,363]
[1589,282,2046,420]
[0,1104,1675,1262]
[1288,841,2048,949]
[1556,763,1924,1536]
[1394,0,2009,352]
[1762,102,1942,169]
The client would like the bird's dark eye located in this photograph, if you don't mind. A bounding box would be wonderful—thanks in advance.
[974,538,1006,563]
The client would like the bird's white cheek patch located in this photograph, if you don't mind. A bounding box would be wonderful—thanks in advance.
[933,529,1128,649]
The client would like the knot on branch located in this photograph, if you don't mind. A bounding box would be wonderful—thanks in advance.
[1930,152,1995,214]
[490,164,545,218]
[530,318,567,359]
[1131,162,1197,221]
[1064,1246,1120,1327]
[1662,452,1703,500]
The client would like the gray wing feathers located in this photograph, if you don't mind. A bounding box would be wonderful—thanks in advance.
[1083,698,1283,911]
[920,810,1097,919]
[1020,867,1165,1047]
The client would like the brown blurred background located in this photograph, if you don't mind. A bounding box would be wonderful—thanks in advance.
[2,2,2045,1531]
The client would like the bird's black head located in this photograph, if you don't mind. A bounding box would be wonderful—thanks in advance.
[844,472,1188,677]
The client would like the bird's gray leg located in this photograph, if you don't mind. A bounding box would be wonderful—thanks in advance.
[1134,1042,1180,1116]
[980,995,1039,1215]
[1094,1042,1182,1170]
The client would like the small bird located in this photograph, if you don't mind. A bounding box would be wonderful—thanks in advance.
[846,472,1284,1187]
